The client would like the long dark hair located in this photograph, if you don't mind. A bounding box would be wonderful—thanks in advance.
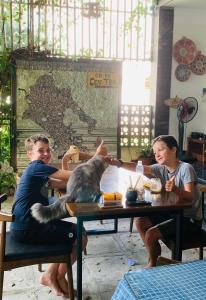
[152,135,179,157]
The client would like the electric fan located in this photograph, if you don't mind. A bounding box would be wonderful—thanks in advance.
[177,97,198,158]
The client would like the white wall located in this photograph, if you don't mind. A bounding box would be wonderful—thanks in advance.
[169,8,206,148]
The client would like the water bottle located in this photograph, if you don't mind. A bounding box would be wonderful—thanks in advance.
[135,161,144,200]
[136,160,143,174]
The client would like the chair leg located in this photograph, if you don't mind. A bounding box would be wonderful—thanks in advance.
[202,192,206,223]
[199,246,203,260]
[0,271,4,300]
[84,248,87,255]
[171,245,182,261]
[67,258,74,300]
[114,218,118,232]
[129,218,134,233]
[171,250,175,260]
[171,247,176,261]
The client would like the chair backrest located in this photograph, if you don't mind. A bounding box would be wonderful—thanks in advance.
[0,194,13,269]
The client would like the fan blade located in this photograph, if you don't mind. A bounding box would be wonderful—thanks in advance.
[177,97,198,123]
[188,106,195,114]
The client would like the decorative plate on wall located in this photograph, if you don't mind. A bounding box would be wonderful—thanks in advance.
[173,37,197,65]
[190,52,206,75]
[175,64,191,82]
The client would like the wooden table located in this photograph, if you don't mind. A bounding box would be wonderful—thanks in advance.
[66,166,193,300]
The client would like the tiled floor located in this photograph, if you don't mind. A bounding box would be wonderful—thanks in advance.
[3,217,205,300]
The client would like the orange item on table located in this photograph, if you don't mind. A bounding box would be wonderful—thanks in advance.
[103,192,122,201]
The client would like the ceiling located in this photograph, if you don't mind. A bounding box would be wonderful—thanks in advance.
[158,0,206,9]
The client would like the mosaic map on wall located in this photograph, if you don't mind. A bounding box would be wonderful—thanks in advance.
[15,59,121,171]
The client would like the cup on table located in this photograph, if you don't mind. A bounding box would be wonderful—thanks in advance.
[150,178,162,193]
[126,190,137,202]
[137,188,145,200]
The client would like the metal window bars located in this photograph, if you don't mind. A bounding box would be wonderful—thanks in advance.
[0,0,154,61]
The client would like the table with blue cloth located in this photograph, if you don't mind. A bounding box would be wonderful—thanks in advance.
[112,260,206,300]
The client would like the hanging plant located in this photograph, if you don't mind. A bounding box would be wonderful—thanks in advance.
[0,48,15,165]
[0,48,15,121]
[0,48,15,96]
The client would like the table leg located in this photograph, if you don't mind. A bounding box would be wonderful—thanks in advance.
[114,218,118,232]
[77,218,83,300]
[174,211,183,261]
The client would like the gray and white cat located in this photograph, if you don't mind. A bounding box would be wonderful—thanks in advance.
[31,155,108,223]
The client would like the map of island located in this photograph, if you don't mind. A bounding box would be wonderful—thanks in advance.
[23,74,97,153]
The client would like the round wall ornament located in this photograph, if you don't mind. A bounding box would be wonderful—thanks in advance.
[173,37,197,65]
[175,64,191,82]
[190,52,206,75]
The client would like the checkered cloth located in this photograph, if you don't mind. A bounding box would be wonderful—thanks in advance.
[112,260,206,299]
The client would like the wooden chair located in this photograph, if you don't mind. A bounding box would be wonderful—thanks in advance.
[162,228,206,261]
[0,193,74,300]
[163,184,206,261]
[130,184,206,261]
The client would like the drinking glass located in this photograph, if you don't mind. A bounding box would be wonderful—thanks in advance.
[150,178,162,193]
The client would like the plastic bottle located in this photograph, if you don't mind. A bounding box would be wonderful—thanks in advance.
[135,161,144,200]
[136,160,143,174]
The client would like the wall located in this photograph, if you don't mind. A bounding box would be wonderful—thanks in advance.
[169,8,206,148]
[153,7,173,137]
[14,59,121,172]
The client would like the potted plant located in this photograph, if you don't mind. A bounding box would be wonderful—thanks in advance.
[138,143,154,165]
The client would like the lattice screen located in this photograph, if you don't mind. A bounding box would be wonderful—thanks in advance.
[120,105,152,148]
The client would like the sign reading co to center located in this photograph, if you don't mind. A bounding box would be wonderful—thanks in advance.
[87,72,120,88]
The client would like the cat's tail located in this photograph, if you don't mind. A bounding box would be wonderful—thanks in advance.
[31,195,69,223]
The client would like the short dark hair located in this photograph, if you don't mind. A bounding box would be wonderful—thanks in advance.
[152,135,179,157]
[25,134,49,151]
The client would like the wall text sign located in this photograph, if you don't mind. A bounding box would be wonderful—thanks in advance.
[87,72,119,88]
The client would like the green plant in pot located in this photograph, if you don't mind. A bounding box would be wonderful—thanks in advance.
[138,143,154,165]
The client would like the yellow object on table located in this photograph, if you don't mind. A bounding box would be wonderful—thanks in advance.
[68,145,79,163]
[143,182,152,190]
[100,192,123,208]
[103,192,122,201]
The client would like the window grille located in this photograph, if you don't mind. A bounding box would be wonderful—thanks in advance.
[0,0,154,61]
[120,104,152,148]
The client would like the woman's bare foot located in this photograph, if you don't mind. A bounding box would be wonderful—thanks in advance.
[40,272,65,296]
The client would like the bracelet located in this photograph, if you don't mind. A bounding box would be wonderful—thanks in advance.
[117,159,123,168]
